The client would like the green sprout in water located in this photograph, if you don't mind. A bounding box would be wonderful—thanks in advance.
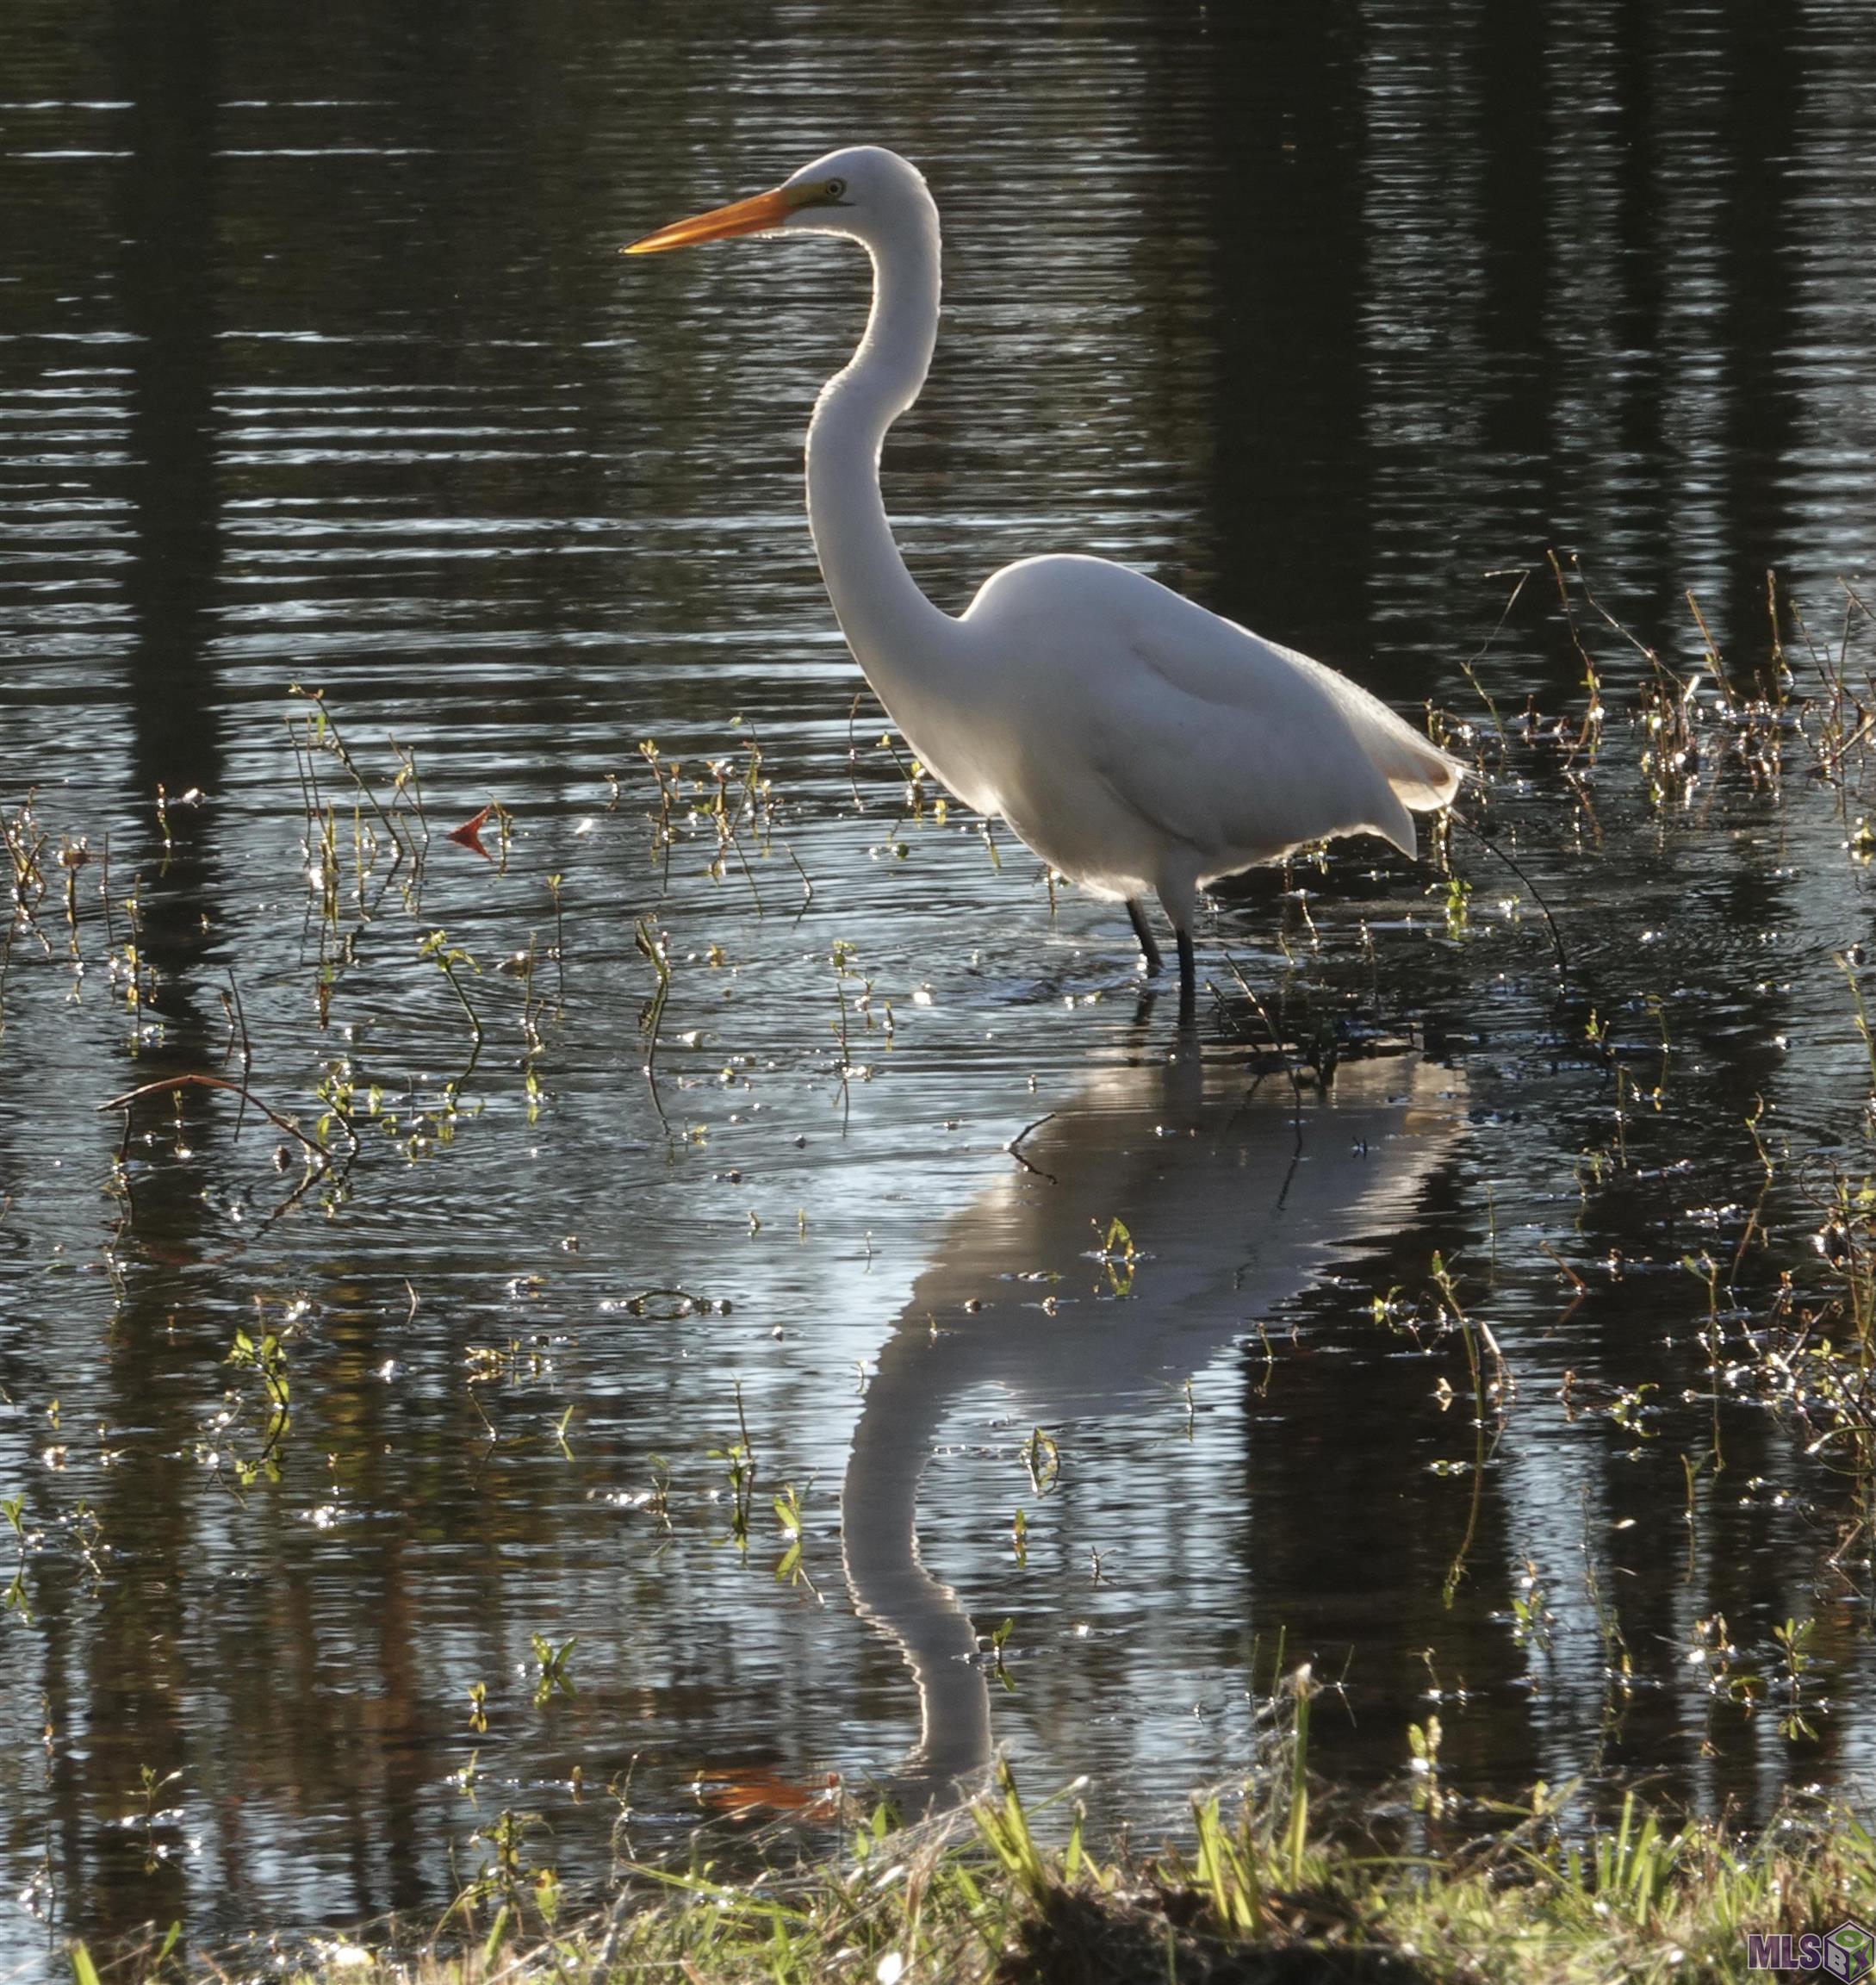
[225,1313,293,1481]
[1094,1215,1137,1296]
[988,1615,1016,1693]
[771,1483,820,1599]
[1509,1556,1554,1655]
[134,1765,183,1873]
[529,1634,576,1708]
[2,1495,30,1622]
[1773,1615,1817,1743]
[1022,1426,1060,1497]
[419,927,484,1051]
[710,1380,758,1548]
[451,1806,551,1941]
[1407,1714,1445,1819]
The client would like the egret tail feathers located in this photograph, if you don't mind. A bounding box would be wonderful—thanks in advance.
[1356,708,1464,817]
[1351,712,1463,860]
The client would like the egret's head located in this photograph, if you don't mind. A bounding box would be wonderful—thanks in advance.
[624,145,932,258]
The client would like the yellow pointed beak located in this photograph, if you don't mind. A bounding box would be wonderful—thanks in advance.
[624,184,810,256]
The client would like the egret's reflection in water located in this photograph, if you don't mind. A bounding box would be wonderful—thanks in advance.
[842,1048,1465,1812]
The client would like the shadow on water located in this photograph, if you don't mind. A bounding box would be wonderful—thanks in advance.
[844,1049,1465,1815]
[1714,3,1799,663]
[113,0,223,941]
[45,2,231,1952]
[1193,7,1372,663]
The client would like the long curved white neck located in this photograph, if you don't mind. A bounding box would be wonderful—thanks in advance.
[804,202,966,723]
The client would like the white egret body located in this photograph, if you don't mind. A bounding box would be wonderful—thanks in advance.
[629,146,1462,1017]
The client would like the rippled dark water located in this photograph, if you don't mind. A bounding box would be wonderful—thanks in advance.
[4,0,1876,1967]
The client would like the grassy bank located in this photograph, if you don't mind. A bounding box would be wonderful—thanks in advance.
[88,1759,1873,1985]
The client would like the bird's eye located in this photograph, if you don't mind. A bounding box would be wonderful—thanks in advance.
[826,178,846,200]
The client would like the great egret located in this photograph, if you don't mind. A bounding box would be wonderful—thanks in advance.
[628,146,1462,1020]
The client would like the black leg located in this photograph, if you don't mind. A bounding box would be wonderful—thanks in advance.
[1177,927,1196,1024]
[1127,898,1164,976]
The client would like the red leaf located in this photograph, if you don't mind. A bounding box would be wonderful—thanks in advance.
[695,1765,841,1817]
[446,804,494,859]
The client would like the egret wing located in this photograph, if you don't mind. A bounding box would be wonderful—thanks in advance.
[1088,640,1422,862]
[1067,567,1456,862]
[964,554,1459,867]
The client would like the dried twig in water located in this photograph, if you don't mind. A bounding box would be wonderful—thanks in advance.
[634,916,671,1123]
[96,1073,333,1170]
[1446,809,1569,980]
[1005,1113,1058,1185]
[220,969,254,1139]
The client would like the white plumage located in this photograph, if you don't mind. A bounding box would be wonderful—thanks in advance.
[630,144,1462,1017]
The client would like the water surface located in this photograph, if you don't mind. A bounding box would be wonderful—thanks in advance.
[3,0,1876,1966]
